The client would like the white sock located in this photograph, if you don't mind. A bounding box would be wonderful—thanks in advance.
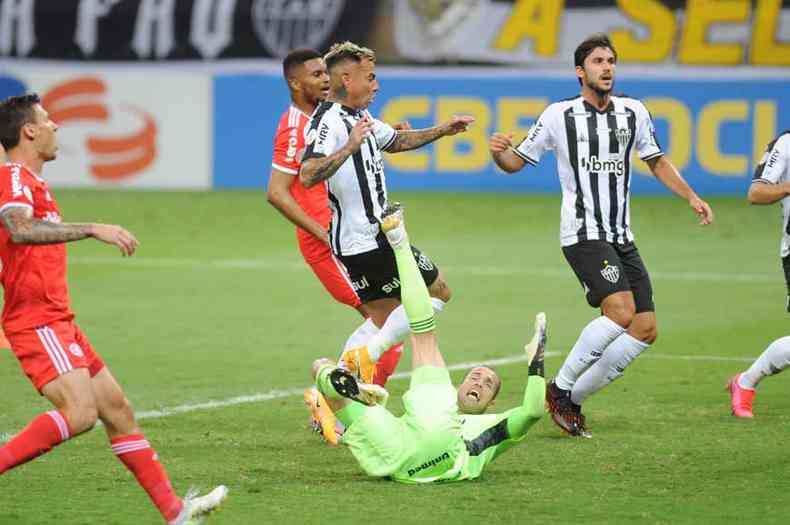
[342,318,378,353]
[570,333,649,405]
[431,297,446,313]
[343,300,446,363]
[555,316,625,391]
[739,335,790,389]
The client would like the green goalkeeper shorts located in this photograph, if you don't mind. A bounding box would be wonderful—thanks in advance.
[341,366,467,482]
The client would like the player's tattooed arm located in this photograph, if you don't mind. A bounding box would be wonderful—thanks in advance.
[0,206,92,244]
[384,115,475,153]
[0,206,139,255]
[384,127,444,153]
[300,117,374,188]
[299,146,355,188]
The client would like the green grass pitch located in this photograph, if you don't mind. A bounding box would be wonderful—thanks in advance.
[1,190,789,524]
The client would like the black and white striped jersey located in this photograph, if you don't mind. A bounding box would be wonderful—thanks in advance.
[752,131,790,257]
[302,101,397,256]
[514,95,663,247]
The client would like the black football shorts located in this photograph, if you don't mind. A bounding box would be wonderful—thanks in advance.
[337,244,440,304]
[562,240,655,313]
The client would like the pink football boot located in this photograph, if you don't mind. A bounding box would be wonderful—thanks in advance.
[727,373,756,418]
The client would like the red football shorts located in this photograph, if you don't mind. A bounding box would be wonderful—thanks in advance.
[7,320,105,392]
[307,252,361,309]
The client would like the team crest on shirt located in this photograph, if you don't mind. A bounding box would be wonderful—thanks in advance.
[68,343,84,358]
[615,128,631,150]
[600,260,620,283]
[417,253,435,272]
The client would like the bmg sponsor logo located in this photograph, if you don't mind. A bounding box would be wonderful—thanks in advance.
[582,156,625,175]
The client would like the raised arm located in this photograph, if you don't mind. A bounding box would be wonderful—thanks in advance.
[299,117,373,188]
[266,169,328,244]
[504,376,546,440]
[384,115,474,153]
[0,206,138,256]
[504,323,546,440]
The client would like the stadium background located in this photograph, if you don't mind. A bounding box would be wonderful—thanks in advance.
[0,0,789,193]
[1,1,790,524]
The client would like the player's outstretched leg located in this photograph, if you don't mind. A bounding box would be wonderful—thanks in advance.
[381,203,436,336]
[380,203,443,371]
[727,336,790,418]
[340,202,440,378]
[93,367,228,524]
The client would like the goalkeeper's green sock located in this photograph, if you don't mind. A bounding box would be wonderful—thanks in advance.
[383,208,435,334]
[315,364,341,400]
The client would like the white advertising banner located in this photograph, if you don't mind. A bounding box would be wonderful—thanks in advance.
[3,67,211,189]
[394,0,790,67]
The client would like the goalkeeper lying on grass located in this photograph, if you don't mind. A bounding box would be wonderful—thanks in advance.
[310,203,547,483]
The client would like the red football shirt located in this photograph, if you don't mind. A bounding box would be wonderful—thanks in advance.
[271,105,332,263]
[0,163,73,334]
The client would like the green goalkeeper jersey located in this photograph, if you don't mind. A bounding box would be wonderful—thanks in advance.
[390,405,537,484]
[341,368,545,483]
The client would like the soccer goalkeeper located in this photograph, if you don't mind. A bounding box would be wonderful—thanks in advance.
[311,203,546,483]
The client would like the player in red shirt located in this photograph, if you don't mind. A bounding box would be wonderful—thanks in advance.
[0,143,9,350]
[266,49,404,444]
[0,94,227,524]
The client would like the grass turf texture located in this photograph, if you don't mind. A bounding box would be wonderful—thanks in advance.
[1,190,789,524]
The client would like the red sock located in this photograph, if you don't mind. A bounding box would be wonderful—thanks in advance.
[373,343,404,386]
[0,410,71,474]
[111,435,183,522]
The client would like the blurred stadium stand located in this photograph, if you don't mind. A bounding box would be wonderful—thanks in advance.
[0,0,788,192]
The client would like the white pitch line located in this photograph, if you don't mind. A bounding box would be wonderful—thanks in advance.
[641,353,755,363]
[133,352,553,421]
[0,350,760,443]
[68,256,779,283]
[0,352,546,442]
